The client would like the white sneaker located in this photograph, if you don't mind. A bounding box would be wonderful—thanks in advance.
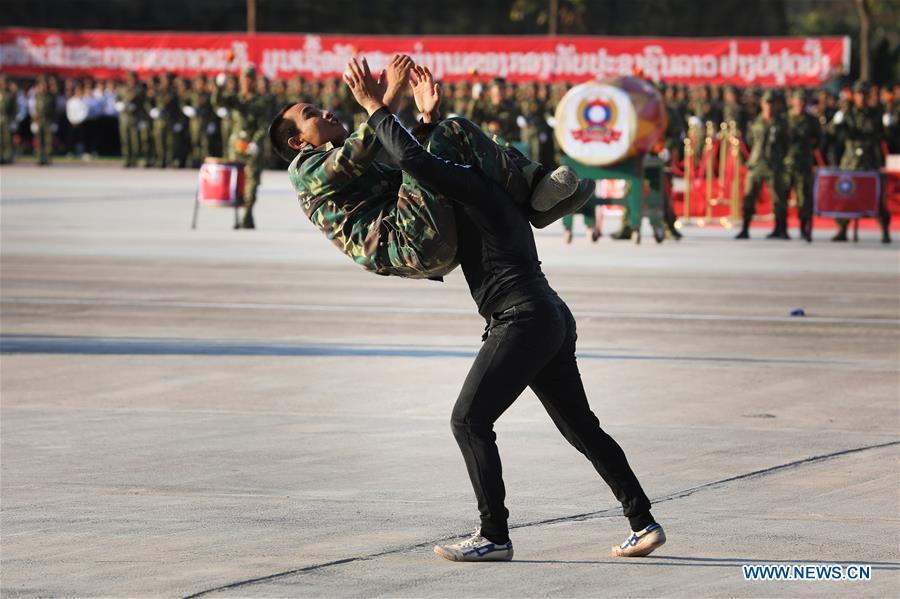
[531,165,579,212]
[434,529,514,562]
[611,522,666,557]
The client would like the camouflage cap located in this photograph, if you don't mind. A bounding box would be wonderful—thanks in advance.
[761,90,775,102]
[790,88,806,100]
[242,64,257,77]
[852,80,870,93]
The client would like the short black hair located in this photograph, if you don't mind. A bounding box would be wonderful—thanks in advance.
[268,103,301,163]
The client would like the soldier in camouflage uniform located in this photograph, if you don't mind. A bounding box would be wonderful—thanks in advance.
[471,78,520,142]
[150,73,180,168]
[171,77,191,168]
[223,66,274,229]
[831,80,890,243]
[811,89,838,165]
[274,60,589,279]
[186,74,220,165]
[784,89,820,242]
[31,76,56,166]
[450,81,474,119]
[735,91,789,239]
[213,73,239,156]
[0,75,18,164]
[116,71,147,168]
[722,86,746,137]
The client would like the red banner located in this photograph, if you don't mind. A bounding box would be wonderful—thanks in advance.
[0,28,850,87]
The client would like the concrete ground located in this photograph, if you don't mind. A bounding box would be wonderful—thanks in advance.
[1,164,898,598]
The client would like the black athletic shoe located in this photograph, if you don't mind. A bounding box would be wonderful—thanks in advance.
[735,228,750,239]
[529,178,596,229]
[611,227,634,240]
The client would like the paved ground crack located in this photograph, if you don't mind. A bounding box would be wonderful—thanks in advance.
[183,439,899,598]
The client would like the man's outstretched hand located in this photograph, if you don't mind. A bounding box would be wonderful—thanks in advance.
[343,57,387,116]
[410,65,441,123]
[383,54,413,113]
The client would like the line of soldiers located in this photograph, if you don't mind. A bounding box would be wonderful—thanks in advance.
[3,72,899,238]
[115,66,276,228]
[660,80,898,244]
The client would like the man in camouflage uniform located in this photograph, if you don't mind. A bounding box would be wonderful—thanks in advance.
[735,91,789,239]
[213,73,238,156]
[223,66,274,229]
[811,89,838,165]
[273,59,588,279]
[116,71,147,168]
[185,74,220,165]
[722,86,746,137]
[450,81,474,119]
[31,76,56,166]
[831,80,890,243]
[0,75,18,164]
[784,89,820,242]
[472,78,520,142]
[150,73,180,168]
[171,76,192,168]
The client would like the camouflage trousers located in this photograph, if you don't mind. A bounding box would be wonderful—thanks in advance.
[783,167,813,221]
[0,120,13,163]
[227,140,263,228]
[153,119,175,166]
[742,167,787,223]
[372,117,543,279]
[35,120,54,164]
[118,116,140,165]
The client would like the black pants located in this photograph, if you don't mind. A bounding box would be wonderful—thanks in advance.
[451,296,654,542]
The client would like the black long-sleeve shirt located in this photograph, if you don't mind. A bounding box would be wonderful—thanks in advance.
[368,107,556,319]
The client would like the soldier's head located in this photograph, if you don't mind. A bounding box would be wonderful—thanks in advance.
[268,102,347,162]
[760,91,775,118]
[789,89,805,114]
[240,65,257,94]
[723,86,737,104]
[0,74,7,91]
[489,78,506,104]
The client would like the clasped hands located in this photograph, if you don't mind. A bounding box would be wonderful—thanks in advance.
[343,54,441,123]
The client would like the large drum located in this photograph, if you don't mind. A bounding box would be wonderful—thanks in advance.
[554,76,667,166]
[198,159,245,206]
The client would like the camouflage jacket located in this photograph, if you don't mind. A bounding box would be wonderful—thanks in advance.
[33,92,56,122]
[225,91,274,163]
[746,114,788,171]
[287,120,456,279]
[784,110,820,170]
[0,89,17,123]
[116,84,147,118]
[838,105,883,170]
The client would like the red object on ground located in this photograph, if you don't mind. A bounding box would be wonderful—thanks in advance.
[198,162,245,207]
[814,169,881,217]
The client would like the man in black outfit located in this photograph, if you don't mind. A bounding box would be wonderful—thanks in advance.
[339,57,665,561]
